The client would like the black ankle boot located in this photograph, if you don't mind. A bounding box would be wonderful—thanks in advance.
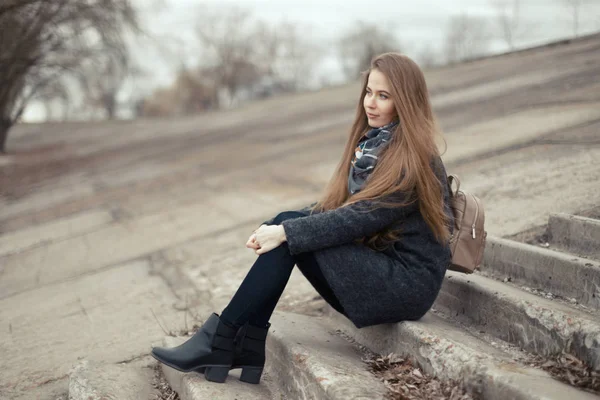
[231,322,270,384]
[150,313,237,383]
[193,321,271,384]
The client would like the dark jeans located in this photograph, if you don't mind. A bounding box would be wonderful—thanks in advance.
[220,211,345,328]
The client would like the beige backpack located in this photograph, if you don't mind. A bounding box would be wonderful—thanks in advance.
[447,175,487,273]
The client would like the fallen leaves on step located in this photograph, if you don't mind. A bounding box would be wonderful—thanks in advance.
[530,351,600,394]
[364,353,476,400]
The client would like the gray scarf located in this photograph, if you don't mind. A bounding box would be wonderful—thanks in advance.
[348,121,399,195]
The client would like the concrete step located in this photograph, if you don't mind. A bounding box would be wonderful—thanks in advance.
[548,213,600,260]
[325,305,600,400]
[482,235,600,309]
[158,336,279,400]
[0,209,113,257]
[68,359,157,400]
[435,270,600,370]
[266,311,388,400]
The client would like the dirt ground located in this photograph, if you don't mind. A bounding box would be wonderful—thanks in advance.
[0,34,599,399]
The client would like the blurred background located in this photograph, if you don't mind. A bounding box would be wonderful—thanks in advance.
[1,0,598,131]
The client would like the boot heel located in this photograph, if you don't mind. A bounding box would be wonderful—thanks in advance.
[204,366,230,383]
[240,367,263,384]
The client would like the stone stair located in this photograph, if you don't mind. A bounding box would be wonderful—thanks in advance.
[482,236,600,309]
[435,270,600,370]
[71,212,600,399]
[327,307,599,400]
[68,359,157,400]
[266,312,387,399]
[326,212,600,399]
[547,213,600,260]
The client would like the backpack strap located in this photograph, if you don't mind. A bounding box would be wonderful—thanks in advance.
[448,174,461,197]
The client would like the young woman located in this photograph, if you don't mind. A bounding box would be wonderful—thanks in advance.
[151,52,454,385]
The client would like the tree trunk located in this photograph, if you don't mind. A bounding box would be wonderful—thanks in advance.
[0,117,11,154]
[103,94,116,120]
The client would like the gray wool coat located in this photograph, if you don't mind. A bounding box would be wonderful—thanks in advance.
[262,156,453,329]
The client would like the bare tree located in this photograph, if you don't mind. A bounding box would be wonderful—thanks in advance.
[492,0,528,50]
[172,67,217,115]
[194,6,262,107]
[75,50,146,120]
[194,6,319,107]
[416,45,440,68]
[562,0,584,37]
[36,79,70,121]
[444,13,493,63]
[338,22,401,81]
[137,65,218,118]
[253,21,320,92]
[0,0,139,153]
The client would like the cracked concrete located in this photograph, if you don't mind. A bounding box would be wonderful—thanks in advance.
[482,236,600,309]
[266,312,388,400]
[436,270,600,370]
[548,213,600,259]
[68,359,158,400]
[0,259,185,398]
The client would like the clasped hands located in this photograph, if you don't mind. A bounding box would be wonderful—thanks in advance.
[246,224,287,255]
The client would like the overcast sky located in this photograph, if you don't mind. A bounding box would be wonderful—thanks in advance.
[23,0,600,121]
[132,0,599,86]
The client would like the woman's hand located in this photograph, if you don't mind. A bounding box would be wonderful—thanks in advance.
[246,225,287,255]
[246,226,264,251]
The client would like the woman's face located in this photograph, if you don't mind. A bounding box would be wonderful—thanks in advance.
[363,69,397,128]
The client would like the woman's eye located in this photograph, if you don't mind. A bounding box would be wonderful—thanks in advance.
[366,90,387,99]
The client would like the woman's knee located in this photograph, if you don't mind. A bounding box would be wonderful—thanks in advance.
[271,210,306,225]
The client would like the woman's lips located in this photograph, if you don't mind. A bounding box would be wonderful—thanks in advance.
[367,113,378,118]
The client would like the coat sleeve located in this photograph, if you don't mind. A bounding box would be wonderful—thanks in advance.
[281,192,417,255]
[260,202,319,226]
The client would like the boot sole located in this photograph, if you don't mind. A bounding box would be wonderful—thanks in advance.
[239,366,264,384]
[204,366,231,383]
[150,351,232,379]
[197,365,265,384]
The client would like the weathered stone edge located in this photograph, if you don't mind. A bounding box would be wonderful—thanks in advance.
[325,306,600,400]
[266,311,388,400]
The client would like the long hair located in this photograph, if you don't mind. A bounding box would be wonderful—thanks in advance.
[308,52,451,250]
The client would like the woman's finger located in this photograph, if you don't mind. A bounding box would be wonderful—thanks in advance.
[256,242,274,255]
[247,237,259,249]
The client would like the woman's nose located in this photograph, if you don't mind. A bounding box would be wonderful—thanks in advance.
[365,97,376,109]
